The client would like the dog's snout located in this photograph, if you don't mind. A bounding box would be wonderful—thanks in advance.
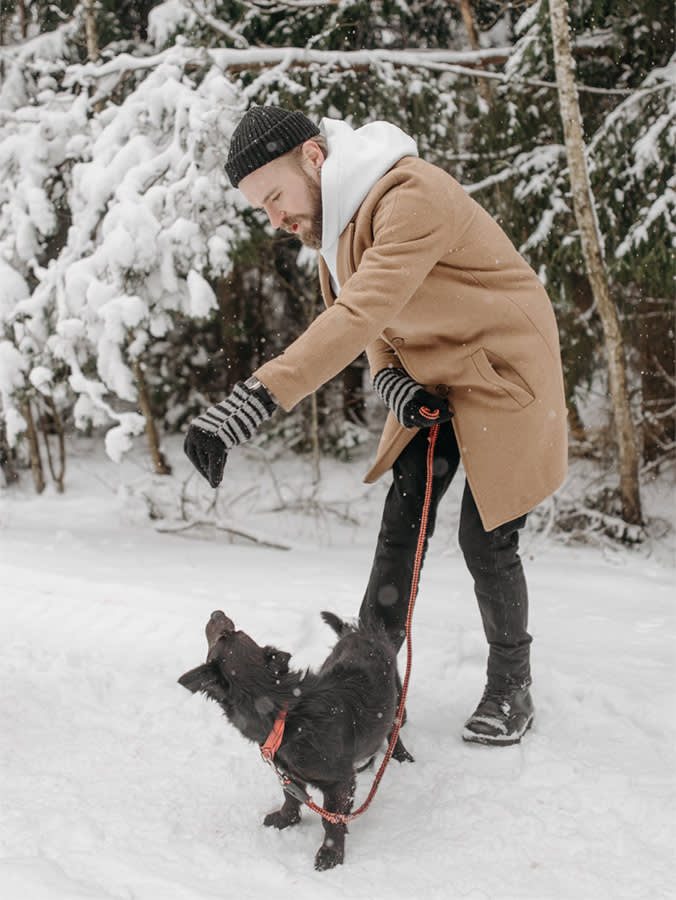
[205,610,235,651]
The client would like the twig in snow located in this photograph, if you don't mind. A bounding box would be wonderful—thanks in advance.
[155,518,291,550]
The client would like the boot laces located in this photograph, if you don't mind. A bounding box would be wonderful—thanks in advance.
[479,680,529,713]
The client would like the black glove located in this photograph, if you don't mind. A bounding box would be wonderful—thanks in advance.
[373,367,453,429]
[184,377,277,487]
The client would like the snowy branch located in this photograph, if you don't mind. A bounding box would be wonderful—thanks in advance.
[463,165,518,195]
[211,45,511,73]
[239,0,340,7]
[68,45,512,88]
[183,0,250,48]
[64,44,666,99]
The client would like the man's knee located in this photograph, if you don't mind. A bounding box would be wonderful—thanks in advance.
[459,512,526,572]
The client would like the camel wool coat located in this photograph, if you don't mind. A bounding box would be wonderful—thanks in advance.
[255,156,568,530]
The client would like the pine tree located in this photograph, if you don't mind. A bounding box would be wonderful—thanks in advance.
[465,0,674,476]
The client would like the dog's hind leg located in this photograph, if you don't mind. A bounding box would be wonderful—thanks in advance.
[314,775,355,871]
[391,732,414,763]
[263,787,303,830]
[389,669,415,763]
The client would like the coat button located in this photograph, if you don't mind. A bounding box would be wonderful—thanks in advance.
[435,384,449,397]
[391,336,405,346]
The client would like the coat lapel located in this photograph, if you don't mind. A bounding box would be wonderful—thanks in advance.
[318,223,356,306]
[337,223,356,288]
[317,255,335,307]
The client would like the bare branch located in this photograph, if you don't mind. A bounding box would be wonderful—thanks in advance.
[155,517,291,550]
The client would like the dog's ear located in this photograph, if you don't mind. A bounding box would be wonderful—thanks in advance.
[263,646,291,677]
[178,663,229,703]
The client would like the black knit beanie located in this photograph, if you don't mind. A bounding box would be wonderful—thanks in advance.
[225,106,320,188]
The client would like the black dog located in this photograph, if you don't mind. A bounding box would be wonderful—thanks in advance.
[178,609,410,870]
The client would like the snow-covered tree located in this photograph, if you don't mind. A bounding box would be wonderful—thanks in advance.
[0,21,253,476]
[0,0,672,499]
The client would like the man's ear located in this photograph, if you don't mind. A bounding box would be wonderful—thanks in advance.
[301,139,324,172]
[263,646,291,677]
[178,663,229,703]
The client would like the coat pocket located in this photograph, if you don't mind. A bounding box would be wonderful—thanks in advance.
[471,348,535,408]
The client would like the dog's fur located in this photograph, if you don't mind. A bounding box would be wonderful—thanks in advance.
[178,609,408,870]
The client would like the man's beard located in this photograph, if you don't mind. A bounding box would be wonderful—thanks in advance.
[285,169,323,249]
[302,171,323,249]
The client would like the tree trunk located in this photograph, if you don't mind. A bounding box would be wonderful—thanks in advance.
[41,396,66,493]
[0,418,19,485]
[343,361,367,425]
[450,0,492,104]
[309,391,321,486]
[85,0,99,62]
[18,1,28,40]
[0,1,7,46]
[567,398,589,447]
[637,298,675,463]
[214,275,250,389]
[548,0,642,525]
[21,399,45,494]
[134,360,172,475]
[302,286,321,485]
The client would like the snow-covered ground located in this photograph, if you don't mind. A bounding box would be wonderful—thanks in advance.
[1,435,674,899]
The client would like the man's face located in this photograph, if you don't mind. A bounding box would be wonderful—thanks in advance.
[238,142,323,249]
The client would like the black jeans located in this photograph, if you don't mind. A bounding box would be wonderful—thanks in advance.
[359,423,531,686]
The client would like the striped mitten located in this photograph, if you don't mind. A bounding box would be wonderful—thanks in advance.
[373,367,452,429]
[184,377,277,487]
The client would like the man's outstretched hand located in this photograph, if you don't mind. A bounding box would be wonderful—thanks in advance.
[184,377,277,487]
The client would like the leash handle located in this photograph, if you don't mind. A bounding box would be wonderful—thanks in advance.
[303,425,440,825]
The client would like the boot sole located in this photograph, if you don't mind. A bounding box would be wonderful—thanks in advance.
[462,714,534,747]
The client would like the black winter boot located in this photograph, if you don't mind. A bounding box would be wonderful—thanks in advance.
[463,681,534,746]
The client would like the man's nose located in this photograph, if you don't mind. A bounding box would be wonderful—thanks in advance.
[267,208,285,229]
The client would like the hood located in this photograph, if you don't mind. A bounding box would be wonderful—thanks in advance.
[319,118,418,292]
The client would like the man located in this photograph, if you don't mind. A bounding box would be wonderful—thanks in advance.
[184,105,568,746]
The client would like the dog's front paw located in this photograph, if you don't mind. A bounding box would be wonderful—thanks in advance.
[264,808,301,830]
[314,842,344,871]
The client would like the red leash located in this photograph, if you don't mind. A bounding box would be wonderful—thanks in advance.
[262,425,439,825]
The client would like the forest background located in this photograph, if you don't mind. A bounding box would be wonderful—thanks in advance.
[0,0,673,539]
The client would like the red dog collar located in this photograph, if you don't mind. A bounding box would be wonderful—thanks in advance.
[261,704,288,762]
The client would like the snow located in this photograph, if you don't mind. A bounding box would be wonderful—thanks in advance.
[186,270,218,318]
[1,435,674,898]
[514,0,542,38]
[148,0,196,50]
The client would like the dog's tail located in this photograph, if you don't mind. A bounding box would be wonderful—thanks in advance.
[320,610,354,637]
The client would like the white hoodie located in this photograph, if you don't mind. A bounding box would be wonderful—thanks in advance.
[319,118,418,294]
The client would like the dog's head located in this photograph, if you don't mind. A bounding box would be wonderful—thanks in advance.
[178,610,292,706]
